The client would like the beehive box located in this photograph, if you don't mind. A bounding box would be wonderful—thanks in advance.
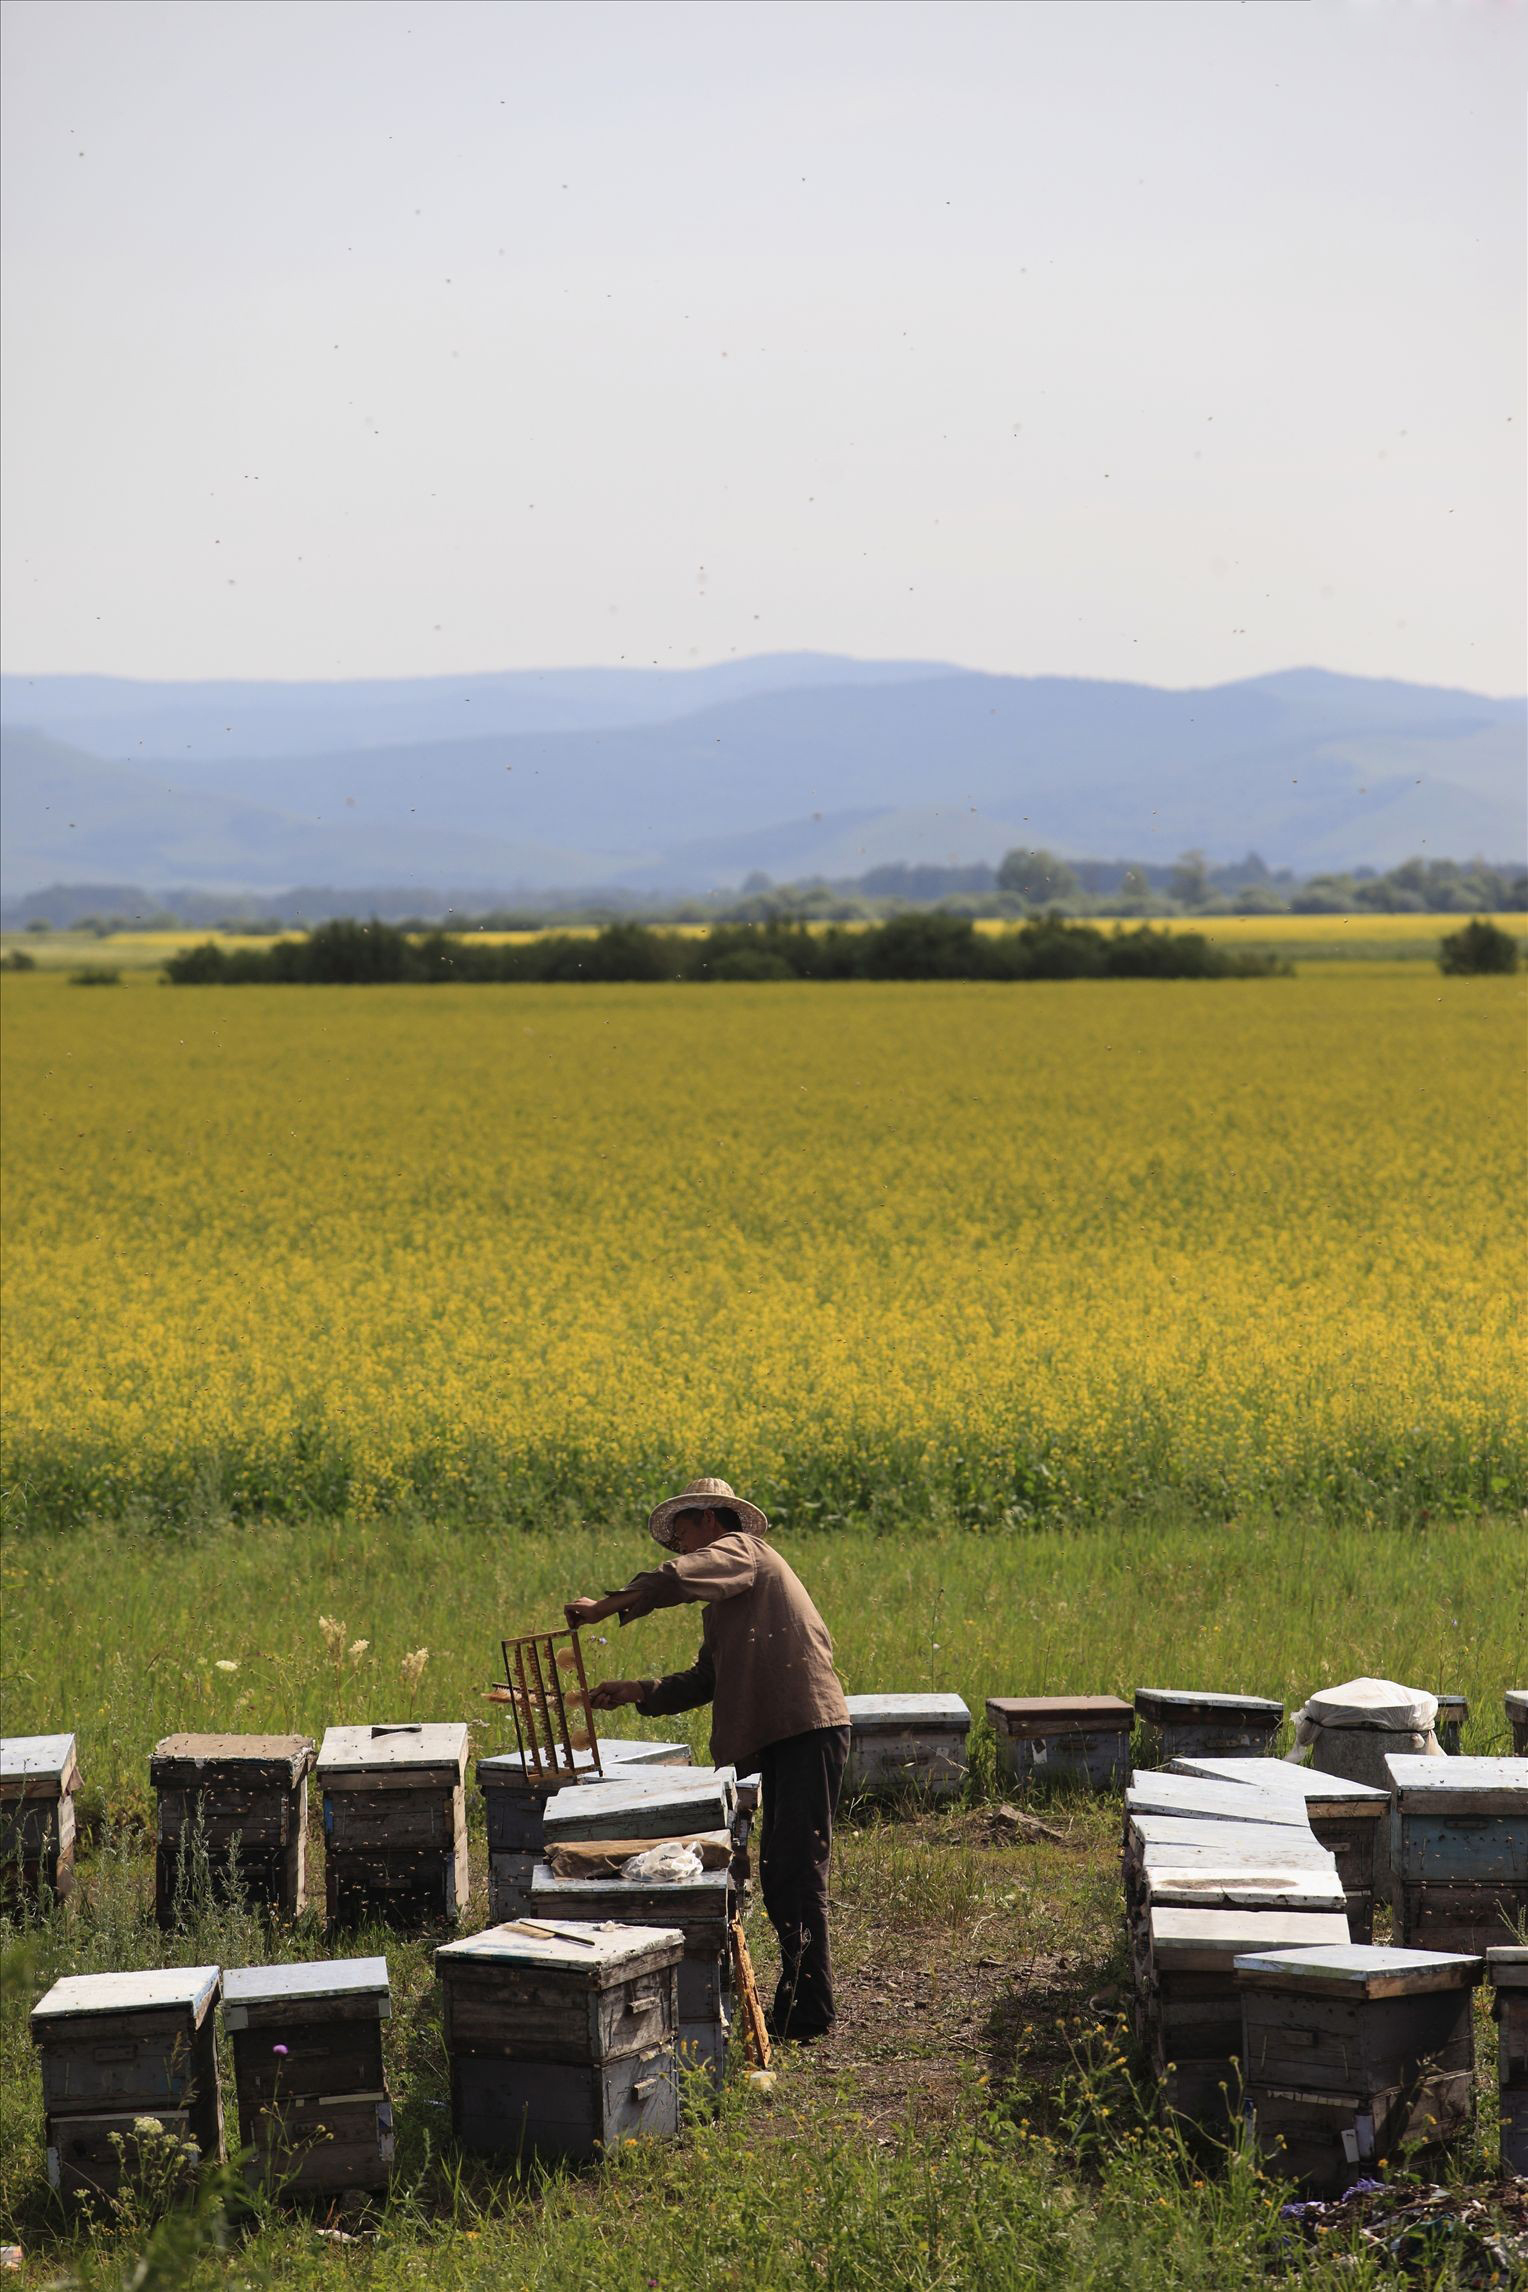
[1142,1908,1350,2128]
[317,1724,470,1926]
[1385,1755,1528,1953]
[1485,1947,1527,2177]
[1133,1688,1284,1766]
[1234,1944,1479,2192]
[0,1733,81,1905]
[151,1734,315,1926]
[1434,1695,1469,1757]
[986,1696,1134,1789]
[1508,1692,1528,1758]
[842,1695,970,1801]
[223,1957,392,2195]
[30,1967,223,2198]
[437,1917,684,2161]
[530,1863,735,2091]
[1124,1774,1321,1908]
[1128,1815,1336,1917]
[1169,1757,1389,1943]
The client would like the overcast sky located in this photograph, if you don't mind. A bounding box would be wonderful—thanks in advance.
[2,0,1523,692]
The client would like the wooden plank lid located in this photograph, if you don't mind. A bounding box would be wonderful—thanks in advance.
[223,1957,390,2014]
[1167,1755,1388,1806]
[1143,1868,1348,1912]
[0,1733,79,1793]
[1506,1691,1528,1721]
[31,1966,220,2028]
[151,1733,314,1785]
[1231,1943,1483,1997]
[1133,1816,1337,1868]
[435,1916,685,1983]
[1126,1773,1314,1829]
[845,1693,970,1729]
[1383,1754,1528,1810]
[1485,1946,1528,1988]
[1147,1906,1349,1972]
[1134,1687,1284,1722]
[316,1723,469,1783]
[986,1696,1133,1731]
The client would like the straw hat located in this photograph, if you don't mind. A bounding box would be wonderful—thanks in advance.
[647,1476,769,1550]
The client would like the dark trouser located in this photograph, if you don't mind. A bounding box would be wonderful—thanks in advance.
[758,1723,850,2038]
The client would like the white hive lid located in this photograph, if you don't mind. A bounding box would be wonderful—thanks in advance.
[32,1966,220,2025]
[531,1861,731,1902]
[1126,1774,1314,1829]
[1168,1756,1388,1805]
[222,1957,390,2011]
[317,1723,469,1779]
[845,1694,970,1727]
[1134,1687,1283,1718]
[1143,1868,1348,1912]
[1385,1754,1528,1807]
[1231,1943,1482,1996]
[436,1917,684,1975]
[0,1734,78,1787]
[1148,1906,1349,1969]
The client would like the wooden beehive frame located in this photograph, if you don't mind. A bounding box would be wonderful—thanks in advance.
[497,1629,604,1786]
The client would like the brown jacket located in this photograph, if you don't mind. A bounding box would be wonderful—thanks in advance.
[616,1532,848,1774]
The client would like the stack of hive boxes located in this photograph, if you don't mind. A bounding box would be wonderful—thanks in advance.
[223,1958,393,2198]
[316,1724,470,1927]
[0,1732,81,1906]
[1385,1755,1528,1952]
[1168,1756,1389,1943]
[1508,1692,1528,1758]
[842,1694,970,1801]
[1233,1945,1481,2190]
[534,1764,739,2086]
[437,1918,685,2161]
[1123,1769,1349,2125]
[477,1736,691,1922]
[30,1968,223,2199]
[1133,1688,1284,1766]
[150,1734,315,1925]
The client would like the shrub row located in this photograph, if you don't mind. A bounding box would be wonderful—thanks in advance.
[164,913,1290,985]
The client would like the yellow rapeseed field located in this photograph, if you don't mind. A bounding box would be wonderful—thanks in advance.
[1,968,1523,1529]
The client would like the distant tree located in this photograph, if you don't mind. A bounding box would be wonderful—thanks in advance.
[2,947,37,970]
[740,870,774,893]
[1167,850,1212,909]
[996,848,1080,905]
[25,918,51,933]
[1438,918,1520,975]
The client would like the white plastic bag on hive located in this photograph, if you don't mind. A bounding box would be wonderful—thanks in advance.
[621,1841,705,1883]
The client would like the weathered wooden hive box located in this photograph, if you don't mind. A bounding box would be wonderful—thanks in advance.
[150,1734,315,1926]
[1169,1756,1389,1944]
[30,1966,223,2199]
[1127,1814,1336,1922]
[477,1737,693,1919]
[530,1862,735,2087]
[436,1917,684,2162]
[1142,1907,1350,2128]
[1385,1754,1528,1954]
[1485,1947,1527,2177]
[986,1696,1134,1789]
[1434,1695,1468,1757]
[1508,1692,1528,1759]
[0,1733,81,1905]
[1234,1943,1480,2193]
[541,1768,738,1849]
[1123,1791,1336,2012]
[1133,1688,1284,1766]
[842,1694,970,1800]
[316,1724,470,1926]
[223,1957,392,2195]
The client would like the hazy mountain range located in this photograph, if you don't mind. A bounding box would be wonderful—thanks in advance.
[2,656,1522,898]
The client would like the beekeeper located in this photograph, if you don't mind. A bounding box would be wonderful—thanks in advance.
[565,1476,850,2042]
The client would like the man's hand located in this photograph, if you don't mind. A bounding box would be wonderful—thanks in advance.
[564,1597,609,1630]
[589,1679,644,1710]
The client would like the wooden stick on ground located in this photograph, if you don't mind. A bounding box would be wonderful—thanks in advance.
[730,1915,771,2070]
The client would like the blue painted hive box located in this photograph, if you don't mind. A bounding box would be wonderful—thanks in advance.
[1385,1754,1528,1954]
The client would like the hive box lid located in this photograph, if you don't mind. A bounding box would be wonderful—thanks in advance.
[1506,1691,1528,1721]
[1384,1754,1528,1811]
[151,1733,315,1785]
[845,1694,970,1730]
[317,1724,469,1783]
[1132,1816,1337,1869]
[1486,1947,1528,1988]
[436,1917,684,1983]
[32,1966,220,2027]
[1134,1687,1284,1722]
[1434,1694,1468,1719]
[222,1957,390,2020]
[1168,1756,1388,1809]
[986,1696,1134,1733]
[0,1733,79,1792]
[1126,1774,1314,1830]
[477,1738,692,1789]
[1147,1907,1349,1972]
[543,1772,735,1842]
[1143,1867,1348,1913]
[1232,1944,1482,1998]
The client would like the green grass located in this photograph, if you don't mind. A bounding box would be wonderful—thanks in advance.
[2,1516,1523,2286]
